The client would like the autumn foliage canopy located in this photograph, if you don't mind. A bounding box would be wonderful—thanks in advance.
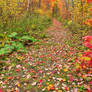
[87,0,92,3]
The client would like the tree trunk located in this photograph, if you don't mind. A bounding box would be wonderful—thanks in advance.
[38,0,41,8]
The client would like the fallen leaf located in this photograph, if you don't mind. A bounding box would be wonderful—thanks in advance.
[0,89,3,92]
[31,82,37,86]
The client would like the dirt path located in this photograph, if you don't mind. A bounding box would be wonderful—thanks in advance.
[28,18,70,61]
[46,18,69,45]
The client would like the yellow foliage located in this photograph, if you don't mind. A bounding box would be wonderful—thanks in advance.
[47,84,54,91]
[72,0,89,24]
[0,0,26,16]
[80,56,91,61]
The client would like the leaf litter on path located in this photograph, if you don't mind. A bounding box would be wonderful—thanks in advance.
[0,19,91,92]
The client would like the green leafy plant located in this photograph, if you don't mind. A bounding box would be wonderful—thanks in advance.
[0,33,7,48]
[8,32,36,42]
[0,32,37,56]
[0,41,26,56]
[11,41,26,52]
[20,36,36,42]
[8,32,18,39]
[0,44,14,56]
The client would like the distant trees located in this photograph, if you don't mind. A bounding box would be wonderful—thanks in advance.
[0,0,91,22]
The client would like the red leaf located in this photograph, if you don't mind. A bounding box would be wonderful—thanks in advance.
[39,79,43,83]
[87,90,92,92]
[87,0,92,4]
[0,89,3,92]
[16,69,20,72]
[89,81,92,85]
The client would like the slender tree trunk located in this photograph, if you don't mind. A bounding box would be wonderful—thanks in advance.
[27,0,32,11]
[27,0,30,11]
[38,0,41,8]
[80,0,83,24]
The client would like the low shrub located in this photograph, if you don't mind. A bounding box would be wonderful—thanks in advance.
[75,36,92,73]
[0,32,36,56]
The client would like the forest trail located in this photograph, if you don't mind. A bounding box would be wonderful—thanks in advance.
[29,18,70,60]
[46,18,69,45]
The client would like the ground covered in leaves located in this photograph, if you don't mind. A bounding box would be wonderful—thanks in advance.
[0,19,92,92]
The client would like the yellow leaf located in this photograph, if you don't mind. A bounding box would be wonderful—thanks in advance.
[47,84,54,91]
[81,57,91,61]
[58,90,62,92]
[64,69,68,72]
[17,84,20,87]
[63,79,66,81]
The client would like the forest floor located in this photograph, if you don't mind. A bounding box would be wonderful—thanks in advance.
[0,19,91,92]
